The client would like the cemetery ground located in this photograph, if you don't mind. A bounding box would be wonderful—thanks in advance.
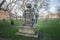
[0,18,60,40]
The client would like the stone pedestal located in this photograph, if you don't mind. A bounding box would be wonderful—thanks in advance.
[16,25,39,38]
[19,26,36,34]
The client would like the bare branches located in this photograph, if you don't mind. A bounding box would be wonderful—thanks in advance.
[0,0,6,10]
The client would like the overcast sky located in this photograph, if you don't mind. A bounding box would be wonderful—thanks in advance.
[0,0,60,16]
[29,0,60,13]
[0,0,60,12]
[49,0,60,12]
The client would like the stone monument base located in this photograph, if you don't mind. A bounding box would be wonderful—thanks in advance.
[16,25,39,38]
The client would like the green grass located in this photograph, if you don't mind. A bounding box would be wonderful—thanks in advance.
[0,18,60,40]
[37,18,60,40]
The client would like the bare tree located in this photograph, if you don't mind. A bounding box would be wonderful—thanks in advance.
[0,0,23,25]
[0,0,6,10]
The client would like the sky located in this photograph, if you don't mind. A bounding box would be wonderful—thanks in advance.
[49,0,60,12]
[28,0,60,13]
[0,0,60,16]
[1,0,60,12]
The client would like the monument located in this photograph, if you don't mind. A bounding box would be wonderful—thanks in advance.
[16,3,39,38]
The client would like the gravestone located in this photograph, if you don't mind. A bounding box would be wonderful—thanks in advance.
[16,4,39,38]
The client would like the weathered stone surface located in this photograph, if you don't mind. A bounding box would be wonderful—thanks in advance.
[16,32,38,38]
[18,26,36,35]
[16,5,39,38]
[16,25,39,38]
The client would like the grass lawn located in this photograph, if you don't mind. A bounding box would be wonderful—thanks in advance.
[0,18,60,40]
